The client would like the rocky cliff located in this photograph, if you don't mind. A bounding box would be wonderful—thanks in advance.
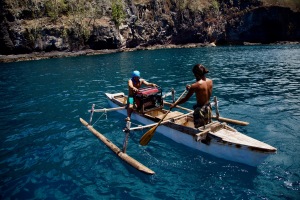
[0,0,299,56]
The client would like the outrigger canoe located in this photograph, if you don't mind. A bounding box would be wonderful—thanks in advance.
[80,88,276,174]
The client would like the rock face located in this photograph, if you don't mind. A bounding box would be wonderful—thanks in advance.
[0,0,299,55]
[225,6,300,44]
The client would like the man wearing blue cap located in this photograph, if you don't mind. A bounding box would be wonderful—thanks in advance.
[126,70,158,121]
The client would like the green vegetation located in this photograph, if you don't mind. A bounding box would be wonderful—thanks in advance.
[175,0,188,11]
[173,0,221,13]
[2,0,299,52]
[5,0,299,24]
[45,0,67,22]
[210,0,219,12]
[4,0,107,37]
[111,0,126,27]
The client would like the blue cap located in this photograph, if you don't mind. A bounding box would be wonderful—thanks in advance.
[132,70,140,78]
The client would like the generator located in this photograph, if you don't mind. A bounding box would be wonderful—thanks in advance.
[135,87,163,113]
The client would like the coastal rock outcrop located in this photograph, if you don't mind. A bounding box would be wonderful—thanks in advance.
[0,0,299,56]
[225,6,300,44]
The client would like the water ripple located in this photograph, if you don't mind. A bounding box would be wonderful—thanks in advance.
[0,45,300,199]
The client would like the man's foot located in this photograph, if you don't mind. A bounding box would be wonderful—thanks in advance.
[125,117,131,121]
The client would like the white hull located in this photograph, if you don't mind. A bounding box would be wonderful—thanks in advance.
[106,93,276,167]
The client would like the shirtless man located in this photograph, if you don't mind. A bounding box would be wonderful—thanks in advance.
[171,64,213,128]
[126,70,157,121]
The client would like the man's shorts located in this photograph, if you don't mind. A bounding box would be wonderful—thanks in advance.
[127,97,134,105]
[193,103,212,128]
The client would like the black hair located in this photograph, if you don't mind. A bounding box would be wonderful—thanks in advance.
[192,64,209,76]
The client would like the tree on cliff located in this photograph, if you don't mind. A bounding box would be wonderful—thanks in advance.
[111,0,125,28]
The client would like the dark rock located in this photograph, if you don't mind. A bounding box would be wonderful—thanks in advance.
[225,6,300,44]
[0,21,14,54]
[0,0,299,58]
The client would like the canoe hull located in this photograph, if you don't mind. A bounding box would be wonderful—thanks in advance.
[106,93,276,167]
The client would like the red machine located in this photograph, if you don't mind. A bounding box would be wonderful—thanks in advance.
[135,87,163,113]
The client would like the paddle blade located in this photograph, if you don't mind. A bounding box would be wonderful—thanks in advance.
[139,126,157,146]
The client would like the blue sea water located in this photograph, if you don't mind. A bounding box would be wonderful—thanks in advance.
[0,45,300,199]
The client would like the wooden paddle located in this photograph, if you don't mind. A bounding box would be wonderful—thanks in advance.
[139,90,187,146]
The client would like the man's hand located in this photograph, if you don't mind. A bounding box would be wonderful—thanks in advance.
[170,103,176,109]
[133,87,139,92]
[186,84,191,90]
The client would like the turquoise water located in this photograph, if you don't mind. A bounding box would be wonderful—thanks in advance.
[1,45,299,199]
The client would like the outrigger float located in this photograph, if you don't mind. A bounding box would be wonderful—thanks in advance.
[80,87,276,175]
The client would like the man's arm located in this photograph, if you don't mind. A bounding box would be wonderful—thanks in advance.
[171,86,195,108]
[128,79,138,92]
[141,79,157,87]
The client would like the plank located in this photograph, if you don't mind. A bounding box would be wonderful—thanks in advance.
[155,111,184,120]
[163,101,249,126]
[212,126,277,152]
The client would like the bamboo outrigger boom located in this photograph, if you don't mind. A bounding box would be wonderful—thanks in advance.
[80,118,155,175]
[88,106,126,113]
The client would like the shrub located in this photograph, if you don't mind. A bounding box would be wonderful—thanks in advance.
[45,0,67,22]
[111,0,126,27]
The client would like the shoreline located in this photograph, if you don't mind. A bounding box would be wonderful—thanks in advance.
[0,43,212,63]
[0,42,299,63]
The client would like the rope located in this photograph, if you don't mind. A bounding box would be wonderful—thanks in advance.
[92,112,107,126]
[90,105,108,126]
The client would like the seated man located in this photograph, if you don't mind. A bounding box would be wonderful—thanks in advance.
[126,70,157,121]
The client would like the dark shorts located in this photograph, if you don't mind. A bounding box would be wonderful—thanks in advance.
[193,103,212,128]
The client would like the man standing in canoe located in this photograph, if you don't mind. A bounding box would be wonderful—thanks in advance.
[126,70,158,121]
[171,64,213,128]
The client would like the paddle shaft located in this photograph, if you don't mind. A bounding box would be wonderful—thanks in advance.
[153,90,187,126]
[154,89,187,126]
[139,90,187,146]
[130,111,193,131]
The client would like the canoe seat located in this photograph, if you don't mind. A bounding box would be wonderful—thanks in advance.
[155,111,184,120]
[115,96,126,103]
[209,122,224,132]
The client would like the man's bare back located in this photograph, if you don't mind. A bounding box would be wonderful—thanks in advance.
[170,64,213,127]
[192,78,213,106]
